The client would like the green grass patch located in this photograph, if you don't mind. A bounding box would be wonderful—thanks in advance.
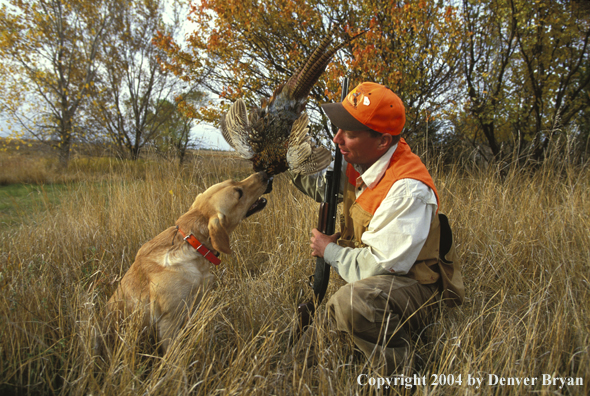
[0,183,69,229]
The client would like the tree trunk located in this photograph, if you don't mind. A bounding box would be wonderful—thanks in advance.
[58,117,73,168]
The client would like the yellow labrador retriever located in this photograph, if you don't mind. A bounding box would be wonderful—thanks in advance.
[104,171,269,352]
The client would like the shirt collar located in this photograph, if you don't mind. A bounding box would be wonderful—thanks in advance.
[353,143,398,190]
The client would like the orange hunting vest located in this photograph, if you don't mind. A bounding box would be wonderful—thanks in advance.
[345,138,440,215]
[337,138,464,306]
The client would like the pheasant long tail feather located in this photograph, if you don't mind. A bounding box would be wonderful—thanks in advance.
[287,32,335,97]
[218,27,364,176]
[292,39,350,99]
[289,28,366,100]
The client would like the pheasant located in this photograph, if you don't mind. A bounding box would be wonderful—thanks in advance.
[220,28,360,180]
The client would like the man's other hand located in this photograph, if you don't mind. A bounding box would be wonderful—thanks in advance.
[310,229,341,258]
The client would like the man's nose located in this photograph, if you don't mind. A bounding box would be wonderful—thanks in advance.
[333,129,344,144]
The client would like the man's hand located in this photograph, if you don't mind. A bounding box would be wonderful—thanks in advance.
[310,229,341,258]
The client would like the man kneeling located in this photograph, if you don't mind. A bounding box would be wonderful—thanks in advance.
[290,82,464,374]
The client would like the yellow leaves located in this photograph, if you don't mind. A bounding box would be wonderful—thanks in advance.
[160,0,465,138]
[198,106,223,125]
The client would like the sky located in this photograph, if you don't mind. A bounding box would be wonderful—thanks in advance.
[192,124,232,151]
[0,115,233,151]
[172,4,233,151]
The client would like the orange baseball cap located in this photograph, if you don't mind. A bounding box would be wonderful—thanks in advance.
[321,82,406,136]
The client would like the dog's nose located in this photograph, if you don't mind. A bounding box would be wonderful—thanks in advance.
[264,175,273,194]
[258,171,269,182]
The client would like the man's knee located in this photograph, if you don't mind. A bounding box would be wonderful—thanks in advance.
[327,282,385,334]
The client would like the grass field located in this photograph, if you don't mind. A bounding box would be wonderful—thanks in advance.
[0,147,588,395]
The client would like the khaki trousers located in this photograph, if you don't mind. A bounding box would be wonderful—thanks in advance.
[327,275,439,374]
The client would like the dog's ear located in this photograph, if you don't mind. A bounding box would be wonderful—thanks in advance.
[208,214,231,254]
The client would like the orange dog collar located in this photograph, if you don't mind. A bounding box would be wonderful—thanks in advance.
[176,226,221,266]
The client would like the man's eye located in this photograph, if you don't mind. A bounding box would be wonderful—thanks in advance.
[235,188,243,199]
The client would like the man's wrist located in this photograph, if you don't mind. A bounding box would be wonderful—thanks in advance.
[323,242,341,264]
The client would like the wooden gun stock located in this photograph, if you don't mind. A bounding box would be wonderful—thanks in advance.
[317,202,329,232]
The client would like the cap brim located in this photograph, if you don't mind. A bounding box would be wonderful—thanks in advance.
[321,102,370,132]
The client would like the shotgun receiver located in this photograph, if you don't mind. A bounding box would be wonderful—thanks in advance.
[295,77,349,337]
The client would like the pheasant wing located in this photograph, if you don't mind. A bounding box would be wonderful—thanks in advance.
[287,112,332,175]
[293,145,332,175]
[220,99,255,159]
[286,112,311,167]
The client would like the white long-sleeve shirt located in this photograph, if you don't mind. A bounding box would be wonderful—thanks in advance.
[291,144,438,283]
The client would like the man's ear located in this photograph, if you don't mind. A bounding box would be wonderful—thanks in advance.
[379,133,393,149]
[208,214,231,254]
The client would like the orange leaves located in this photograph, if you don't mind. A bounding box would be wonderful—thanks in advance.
[339,0,463,141]
[207,31,221,51]
[152,31,179,53]
[368,16,378,31]
[219,85,234,100]
[445,5,454,18]
[351,42,380,75]
[160,0,464,144]
[197,106,223,125]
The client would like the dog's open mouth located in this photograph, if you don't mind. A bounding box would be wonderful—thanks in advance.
[246,197,267,217]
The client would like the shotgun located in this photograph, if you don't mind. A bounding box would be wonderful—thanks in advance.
[294,76,349,339]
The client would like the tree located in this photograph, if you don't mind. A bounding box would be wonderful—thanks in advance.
[152,90,207,164]
[88,0,185,160]
[154,0,462,149]
[346,0,462,148]
[0,0,120,166]
[458,0,590,164]
[459,0,517,162]
[511,0,590,162]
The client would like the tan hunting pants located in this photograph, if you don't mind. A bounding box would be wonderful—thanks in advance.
[327,274,439,374]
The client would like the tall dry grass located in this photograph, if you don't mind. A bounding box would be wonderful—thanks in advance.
[0,150,588,395]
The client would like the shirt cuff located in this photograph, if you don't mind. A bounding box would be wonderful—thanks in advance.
[324,242,342,266]
[323,242,390,283]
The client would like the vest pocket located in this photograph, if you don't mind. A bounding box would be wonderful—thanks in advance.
[350,202,372,228]
[409,259,440,284]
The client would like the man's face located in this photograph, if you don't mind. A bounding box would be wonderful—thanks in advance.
[333,129,388,169]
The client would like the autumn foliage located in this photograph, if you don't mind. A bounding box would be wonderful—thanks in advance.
[0,0,199,165]
[154,0,463,146]
[155,0,590,164]
[1,0,589,164]
[0,0,119,165]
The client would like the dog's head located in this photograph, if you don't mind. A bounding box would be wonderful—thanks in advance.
[178,171,269,255]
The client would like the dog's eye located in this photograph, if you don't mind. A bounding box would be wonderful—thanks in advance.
[235,188,243,199]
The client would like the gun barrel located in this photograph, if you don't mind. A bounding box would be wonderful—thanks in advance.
[292,76,349,342]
